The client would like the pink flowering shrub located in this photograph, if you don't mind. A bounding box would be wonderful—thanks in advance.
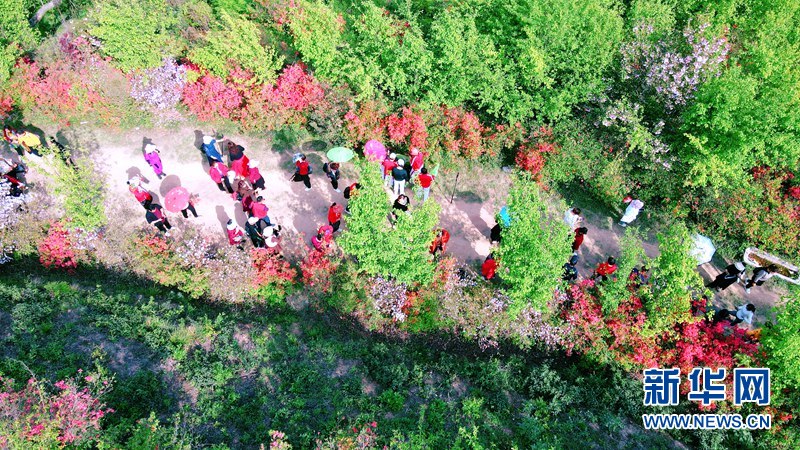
[38,221,80,271]
[0,374,113,447]
[182,73,243,122]
[0,93,13,121]
[516,128,559,180]
[343,99,387,143]
[250,248,297,304]
[299,244,339,294]
[384,106,428,149]
[441,107,486,158]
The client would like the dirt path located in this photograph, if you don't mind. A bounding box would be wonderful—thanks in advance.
[56,125,788,324]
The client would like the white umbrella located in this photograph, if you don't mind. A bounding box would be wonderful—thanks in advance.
[690,233,716,265]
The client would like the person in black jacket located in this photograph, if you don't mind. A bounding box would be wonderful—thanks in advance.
[324,162,341,192]
[706,262,746,292]
[245,216,265,248]
[391,159,410,197]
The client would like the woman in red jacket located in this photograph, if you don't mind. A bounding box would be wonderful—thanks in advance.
[294,154,312,191]
[328,202,343,232]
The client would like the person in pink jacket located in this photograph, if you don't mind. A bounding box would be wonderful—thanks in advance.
[210,161,233,193]
[248,160,265,190]
[144,144,165,179]
[226,219,245,249]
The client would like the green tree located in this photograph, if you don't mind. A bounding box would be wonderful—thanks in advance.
[761,290,800,392]
[0,0,38,82]
[644,222,704,335]
[340,160,440,285]
[495,173,572,315]
[189,10,283,83]
[287,0,344,84]
[89,0,182,72]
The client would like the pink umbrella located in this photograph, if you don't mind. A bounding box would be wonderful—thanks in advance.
[363,140,386,161]
[164,186,190,213]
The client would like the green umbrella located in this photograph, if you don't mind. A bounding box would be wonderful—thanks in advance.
[430,164,440,176]
[326,146,355,163]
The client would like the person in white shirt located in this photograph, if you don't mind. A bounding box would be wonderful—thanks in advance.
[713,303,755,326]
[564,207,583,231]
[745,265,778,293]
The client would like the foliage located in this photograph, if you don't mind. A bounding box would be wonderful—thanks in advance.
[189,10,283,83]
[89,0,182,72]
[45,153,107,232]
[762,291,800,392]
[285,0,343,84]
[644,222,704,336]
[38,221,80,271]
[299,244,339,294]
[384,106,428,150]
[0,373,113,447]
[250,248,296,304]
[495,173,571,314]
[368,276,410,323]
[182,72,243,122]
[127,233,211,299]
[340,160,440,285]
[515,126,558,179]
[0,0,38,82]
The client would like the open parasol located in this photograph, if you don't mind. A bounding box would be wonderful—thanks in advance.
[690,233,716,265]
[363,140,386,161]
[429,163,440,176]
[326,147,355,163]
[164,186,190,213]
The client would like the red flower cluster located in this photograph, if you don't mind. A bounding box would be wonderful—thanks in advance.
[384,106,428,149]
[515,127,559,179]
[250,248,297,288]
[442,107,485,158]
[299,245,339,293]
[38,222,80,271]
[182,73,243,122]
[343,100,387,143]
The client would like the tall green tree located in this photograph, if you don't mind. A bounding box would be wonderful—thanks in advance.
[0,0,38,82]
[495,173,572,315]
[761,290,800,392]
[340,160,441,285]
[644,222,704,335]
[89,0,182,72]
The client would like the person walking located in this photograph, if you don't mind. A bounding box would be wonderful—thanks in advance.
[209,161,234,193]
[409,148,425,179]
[490,223,502,244]
[328,202,343,232]
[572,227,588,252]
[592,257,618,282]
[143,144,165,179]
[392,159,410,196]
[251,196,272,226]
[226,219,245,249]
[145,204,172,235]
[323,162,341,192]
[482,254,498,281]
[202,135,223,165]
[713,303,756,327]
[430,228,450,256]
[563,254,579,282]
[745,265,778,293]
[248,160,265,190]
[227,141,245,164]
[181,193,199,219]
[706,262,746,292]
[265,225,282,253]
[294,154,312,191]
[564,207,583,231]
[418,167,434,201]
[619,197,644,227]
[230,153,251,179]
[245,216,266,248]
[128,178,153,210]
[382,153,398,188]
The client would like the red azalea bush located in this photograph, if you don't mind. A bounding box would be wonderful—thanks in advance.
[561,282,761,403]
[0,93,13,121]
[38,221,80,271]
[441,107,486,158]
[343,99,388,143]
[182,72,243,122]
[515,126,559,179]
[0,374,113,447]
[299,244,339,294]
[691,166,800,259]
[250,248,297,304]
[384,106,428,149]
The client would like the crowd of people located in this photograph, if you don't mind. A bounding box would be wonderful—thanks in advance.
[126,137,449,261]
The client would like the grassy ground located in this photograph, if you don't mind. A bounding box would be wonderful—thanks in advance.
[0,259,682,449]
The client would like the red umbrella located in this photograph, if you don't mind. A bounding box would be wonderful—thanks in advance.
[164,186,190,213]
[231,155,250,177]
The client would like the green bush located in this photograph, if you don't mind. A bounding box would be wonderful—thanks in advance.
[189,10,283,83]
[495,173,572,314]
[89,0,182,72]
[762,290,800,392]
[0,0,38,82]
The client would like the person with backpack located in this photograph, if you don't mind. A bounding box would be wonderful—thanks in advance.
[245,216,266,248]
[294,154,312,191]
[392,159,410,197]
[323,162,341,192]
